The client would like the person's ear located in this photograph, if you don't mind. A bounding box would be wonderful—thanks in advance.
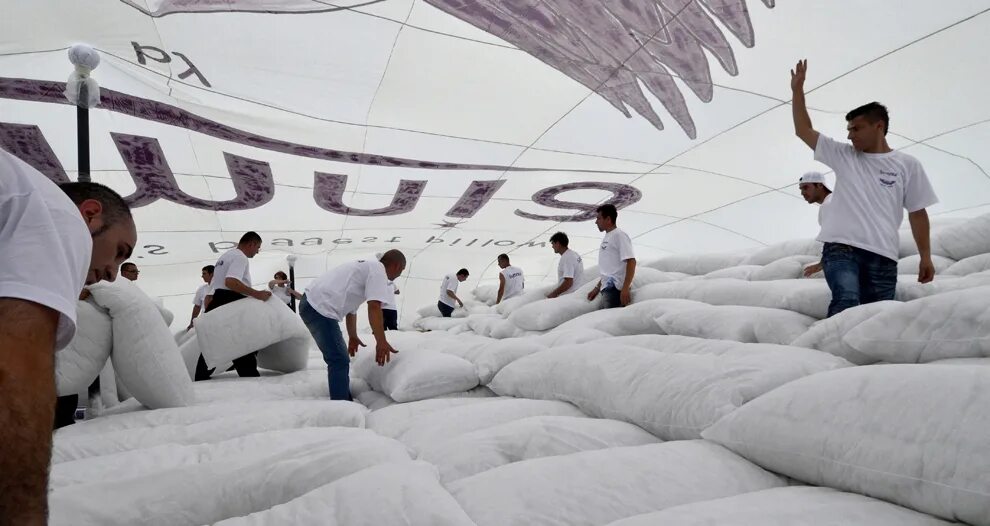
[77,199,104,226]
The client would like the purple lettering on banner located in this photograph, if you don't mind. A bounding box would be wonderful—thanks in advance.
[112,133,275,210]
[446,180,506,218]
[313,173,427,216]
[516,181,642,222]
[0,122,69,182]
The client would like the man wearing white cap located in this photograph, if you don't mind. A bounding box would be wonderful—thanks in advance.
[798,171,832,277]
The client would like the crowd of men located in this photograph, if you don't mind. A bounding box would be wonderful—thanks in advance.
[0,58,938,523]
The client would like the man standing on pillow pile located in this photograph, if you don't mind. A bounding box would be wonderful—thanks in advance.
[438,268,468,316]
[547,231,583,298]
[188,265,214,329]
[495,254,525,304]
[300,250,406,400]
[0,148,136,525]
[195,231,271,380]
[790,59,938,317]
[588,204,637,309]
[798,171,832,277]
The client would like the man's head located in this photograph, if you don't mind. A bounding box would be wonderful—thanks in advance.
[120,262,139,281]
[59,182,136,285]
[549,231,569,255]
[201,265,214,283]
[798,172,831,204]
[594,204,618,232]
[845,102,889,152]
[379,250,407,280]
[274,270,288,281]
[497,254,510,269]
[238,231,262,258]
[456,268,470,282]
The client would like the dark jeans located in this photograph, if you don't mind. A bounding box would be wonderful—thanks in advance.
[383,309,398,331]
[822,242,898,318]
[195,289,259,381]
[299,296,351,400]
[601,285,622,309]
[54,394,78,429]
[437,301,454,318]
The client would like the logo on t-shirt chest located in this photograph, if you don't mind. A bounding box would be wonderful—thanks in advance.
[877,169,899,188]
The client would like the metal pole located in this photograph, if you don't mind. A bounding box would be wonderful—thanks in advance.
[77,82,91,182]
[289,266,297,312]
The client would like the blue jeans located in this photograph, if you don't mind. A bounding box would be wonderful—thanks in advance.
[437,301,454,318]
[299,296,351,400]
[821,243,898,318]
[601,285,622,309]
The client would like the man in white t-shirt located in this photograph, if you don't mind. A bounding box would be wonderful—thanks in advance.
[1,148,136,524]
[195,231,271,380]
[187,265,214,330]
[587,204,636,309]
[300,250,406,400]
[268,270,302,307]
[495,254,525,304]
[798,172,832,278]
[791,59,938,317]
[382,281,399,331]
[437,268,469,317]
[547,231,583,298]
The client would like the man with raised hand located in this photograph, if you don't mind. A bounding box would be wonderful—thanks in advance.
[196,231,271,380]
[546,231,584,298]
[495,254,525,304]
[438,268,468,317]
[0,148,136,525]
[798,172,832,277]
[587,204,636,309]
[300,250,406,400]
[790,59,938,317]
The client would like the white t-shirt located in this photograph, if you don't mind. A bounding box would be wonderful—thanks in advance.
[0,149,91,350]
[817,194,832,226]
[382,281,398,311]
[305,260,392,321]
[814,135,938,261]
[210,248,251,291]
[499,265,525,300]
[192,284,212,307]
[438,273,460,307]
[598,228,635,289]
[557,249,584,294]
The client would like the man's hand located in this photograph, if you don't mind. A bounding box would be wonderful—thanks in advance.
[918,256,936,284]
[803,262,823,277]
[78,288,91,301]
[620,288,632,307]
[375,340,398,366]
[790,59,807,92]
[347,336,366,357]
[546,292,559,299]
[254,290,272,301]
[186,323,194,331]
[587,287,599,301]
[457,299,464,308]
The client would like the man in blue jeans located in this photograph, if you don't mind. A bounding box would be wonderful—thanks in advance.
[299,250,406,400]
[790,60,938,317]
[588,204,637,309]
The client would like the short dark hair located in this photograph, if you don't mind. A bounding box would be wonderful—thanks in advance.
[380,249,406,267]
[239,231,262,245]
[121,262,137,272]
[274,270,288,280]
[549,232,569,246]
[202,265,215,274]
[457,268,470,277]
[497,254,509,264]
[58,181,132,226]
[596,203,618,223]
[846,102,889,136]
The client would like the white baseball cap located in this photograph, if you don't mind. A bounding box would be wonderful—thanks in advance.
[799,171,826,184]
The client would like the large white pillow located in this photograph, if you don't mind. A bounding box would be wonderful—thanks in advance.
[490,338,849,440]
[88,280,193,409]
[537,327,612,347]
[607,486,956,526]
[656,305,816,345]
[55,300,112,396]
[352,347,478,402]
[843,286,990,363]
[413,316,469,331]
[740,238,822,265]
[509,296,598,331]
[944,252,990,276]
[470,338,548,384]
[749,255,820,281]
[703,265,761,280]
[898,254,956,275]
[789,301,897,364]
[255,335,311,373]
[703,365,990,526]
[931,212,990,260]
[194,296,308,369]
[635,279,832,319]
[646,253,746,275]
[367,397,502,438]
[449,441,785,526]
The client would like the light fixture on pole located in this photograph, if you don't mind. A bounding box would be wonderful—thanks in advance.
[286,255,298,312]
[65,43,101,183]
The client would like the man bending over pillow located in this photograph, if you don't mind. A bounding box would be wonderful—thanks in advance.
[0,148,135,525]
[300,250,406,400]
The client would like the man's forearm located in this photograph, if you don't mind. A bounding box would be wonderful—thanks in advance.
[549,278,573,297]
[225,278,258,298]
[0,299,59,525]
[189,305,201,325]
[792,89,813,134]
[345,313,358,340]
[367,302,386,342]
[622,259,637,291]
[909,209,932,257]
[446,290,460,303]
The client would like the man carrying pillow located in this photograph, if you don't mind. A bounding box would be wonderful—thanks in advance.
[790,59,938,317]
[798,171,832,277]
[300,250,406,400]
[0,148,136,525]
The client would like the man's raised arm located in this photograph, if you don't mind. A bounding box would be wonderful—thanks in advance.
[791,59,820,150]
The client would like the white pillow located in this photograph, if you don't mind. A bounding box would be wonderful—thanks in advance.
[636,278,832,319]
[352,348,479,402]
[944,252,990,276]
[895,273,990,302]
[494,284,556,316]
[749,255,820,281]
[509,296,597,331]
[470,338,548,384]
[843,286,990,363]
[656,305,816,345]
[646,253,746,275]
[789,301,897,364]
[449,441,785,526]
[740,238,822,265]
[367,398,502,438]
[898,254,956,275]
[703,365,990,526]
[607,486,956,526]
[537,328,612,347]
[415,302,442,318]
[88,280,193,409]
[194,296,308,369]
[413,316,469,331]
[703,265,761,280]
[55,300,112,396]
[256,335,311,373]
[931,212,990,260]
